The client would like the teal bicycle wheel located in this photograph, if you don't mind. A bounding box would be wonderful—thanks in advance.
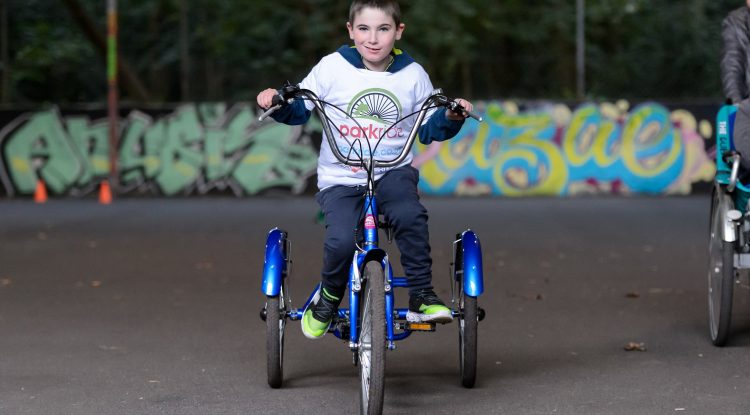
[708,185,735,347]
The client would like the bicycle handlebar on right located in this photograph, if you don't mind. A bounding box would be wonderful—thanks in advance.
[258,84,482,169]
[723,151,742,192]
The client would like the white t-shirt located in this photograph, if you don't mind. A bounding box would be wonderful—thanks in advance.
[298,51,436,190]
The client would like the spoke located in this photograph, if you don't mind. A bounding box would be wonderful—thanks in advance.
[359,288,372,411]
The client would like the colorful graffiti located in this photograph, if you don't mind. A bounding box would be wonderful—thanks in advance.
[0,104,319,196]
[0,100,716,197]
[413,101,716,195]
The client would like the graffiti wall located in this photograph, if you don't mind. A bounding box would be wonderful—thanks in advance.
[414,100,716,195]
[0,104,319,197]
[0,100,716,197]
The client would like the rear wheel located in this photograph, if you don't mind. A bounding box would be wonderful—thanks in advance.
[708,186,735,347]
[266,294,285,388]
[459,294,478,388]
[359,260,386,415]
[454,238,478,388]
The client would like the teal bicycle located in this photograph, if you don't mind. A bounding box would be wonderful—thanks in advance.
[708,103,750,346]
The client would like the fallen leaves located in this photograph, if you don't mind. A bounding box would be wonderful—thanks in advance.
[624,342,647,352]
[516,293,545,301]
[98,345,125,352]
[75,280,104,289]
[194,261,214,270]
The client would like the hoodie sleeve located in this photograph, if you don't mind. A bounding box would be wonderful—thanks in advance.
[417,110,465,144]
[721,8,750,103]
[409,64,465,144]
[270,98,311,125]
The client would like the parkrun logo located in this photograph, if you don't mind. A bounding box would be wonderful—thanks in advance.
[340,88,404,140]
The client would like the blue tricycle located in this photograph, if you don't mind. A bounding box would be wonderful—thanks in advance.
[258,84,486,414]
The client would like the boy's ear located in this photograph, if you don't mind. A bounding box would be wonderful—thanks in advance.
[396,23,405,40]
[347,22,355,40]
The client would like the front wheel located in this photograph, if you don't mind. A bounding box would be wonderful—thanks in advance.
[266,294,285,388]
[454,236,479,388]
[359,260,386,415]
[708,186,735,346]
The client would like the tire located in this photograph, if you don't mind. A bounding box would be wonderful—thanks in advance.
[708,186,735,347]
[459,295,478,388]
[358,260,386,415]
[266,294,285,388]
[454,238,478,388]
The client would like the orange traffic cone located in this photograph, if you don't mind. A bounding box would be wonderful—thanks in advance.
[34,179,48,204]
[98,180,113,205]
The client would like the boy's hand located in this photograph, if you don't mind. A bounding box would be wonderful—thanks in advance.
[446,98,474,121]
[257,88,280,110]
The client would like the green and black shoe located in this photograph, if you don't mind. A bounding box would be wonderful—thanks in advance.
[406,288,453,323]
[301,287,342,339]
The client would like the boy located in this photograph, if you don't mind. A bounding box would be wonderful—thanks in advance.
[257,0,475,339]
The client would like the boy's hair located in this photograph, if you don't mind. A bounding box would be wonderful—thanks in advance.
[349,0,402,26]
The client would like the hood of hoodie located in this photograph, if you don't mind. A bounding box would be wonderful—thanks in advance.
[336,44,415,73]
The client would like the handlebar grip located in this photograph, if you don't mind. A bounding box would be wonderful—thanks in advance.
[723,150,742,163]
[271,94,284,107]
[448,100,483,122]
[466,110,483,122]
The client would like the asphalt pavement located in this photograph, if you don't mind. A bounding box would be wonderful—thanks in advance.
[1,196,749,415]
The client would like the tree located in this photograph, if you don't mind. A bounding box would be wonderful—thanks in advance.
[0,0,743,104]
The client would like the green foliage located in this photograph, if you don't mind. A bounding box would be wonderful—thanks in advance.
[0,0,744,103]
[6,0,104,104]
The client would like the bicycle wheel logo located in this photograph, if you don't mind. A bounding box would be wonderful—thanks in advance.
[347,88,402,126]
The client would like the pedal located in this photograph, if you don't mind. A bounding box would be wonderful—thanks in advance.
[331,319,349,335]
[406,322,436,332]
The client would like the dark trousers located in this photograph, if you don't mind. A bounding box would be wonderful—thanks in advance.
[315,165,433,295]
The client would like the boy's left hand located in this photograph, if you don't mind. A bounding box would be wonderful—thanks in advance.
[446,98,474,121]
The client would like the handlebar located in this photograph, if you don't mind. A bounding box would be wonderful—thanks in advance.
[258,83,482,170]
[444,99,483,122]
[723,151,742,192]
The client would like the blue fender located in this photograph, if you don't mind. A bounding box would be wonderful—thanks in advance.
[359,248,387,269]
[262,228,287,297]
[460,230,484,297]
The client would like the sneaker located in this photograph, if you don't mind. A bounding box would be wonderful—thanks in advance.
[406,288,453,323]
[301,287,342,339]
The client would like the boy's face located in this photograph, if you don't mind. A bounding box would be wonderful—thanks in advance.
[347,7,405,71]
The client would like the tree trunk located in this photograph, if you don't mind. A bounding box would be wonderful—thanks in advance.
[1,0,9,103]
[179,0,190,101]
[61,0,151,102]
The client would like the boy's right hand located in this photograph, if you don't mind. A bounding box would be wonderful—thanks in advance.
[257,88,280,110]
